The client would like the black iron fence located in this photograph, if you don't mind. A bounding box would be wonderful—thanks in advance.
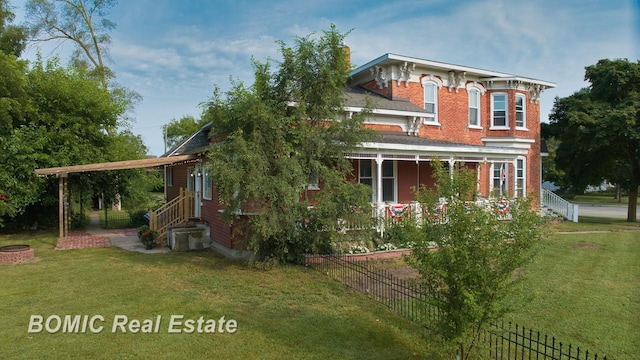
[305,254,607,360]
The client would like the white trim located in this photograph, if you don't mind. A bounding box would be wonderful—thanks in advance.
[358,141,528,157]
[343,106,429,119]
[481,137,535,150]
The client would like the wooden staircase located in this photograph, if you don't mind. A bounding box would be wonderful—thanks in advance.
[148,188,196,246]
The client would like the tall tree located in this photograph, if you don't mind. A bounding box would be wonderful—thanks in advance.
[0,3,30,225]
[204,25,373,264]
[546,59,640,221]
[407,161,546,359]
[25,0,116,89]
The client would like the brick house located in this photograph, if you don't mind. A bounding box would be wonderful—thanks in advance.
[161,53,555,256]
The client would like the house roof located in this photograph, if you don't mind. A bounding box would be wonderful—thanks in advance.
[162,122,213,157]
[350,53,556,88]
[34,155,197,176]
[343,86,430,116]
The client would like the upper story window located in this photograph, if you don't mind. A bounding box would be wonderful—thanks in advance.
[515,94,526,129]
[491,93,508,129]
[468,89,480,128]
[423,81,438,123]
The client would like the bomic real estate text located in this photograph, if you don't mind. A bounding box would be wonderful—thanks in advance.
[27,314,238,334]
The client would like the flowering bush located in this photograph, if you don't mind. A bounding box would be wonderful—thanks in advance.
[375,242,397,251]
[137,225,158,248]
[348,245,370,254]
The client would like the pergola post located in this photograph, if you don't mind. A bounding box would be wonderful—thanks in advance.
[58,173,69,238]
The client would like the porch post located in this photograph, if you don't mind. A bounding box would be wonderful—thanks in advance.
[58,173,68,238]
[375,154,383,204]
[375,154,385,236]
[448,158,456,180]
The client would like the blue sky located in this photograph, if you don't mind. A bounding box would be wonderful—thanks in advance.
[12,0,640,156]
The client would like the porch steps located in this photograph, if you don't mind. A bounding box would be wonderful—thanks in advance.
[541,188,579,222]
[148,188,196,246]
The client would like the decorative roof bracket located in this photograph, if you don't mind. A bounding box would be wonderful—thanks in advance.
[370,66,388,89]
[397,62,415,87]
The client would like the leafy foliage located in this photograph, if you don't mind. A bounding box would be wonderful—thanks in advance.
[545,58,640,221]
[406,161,546,358]
[204,25,373,264]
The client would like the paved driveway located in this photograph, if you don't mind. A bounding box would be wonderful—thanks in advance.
[576,203,640,219]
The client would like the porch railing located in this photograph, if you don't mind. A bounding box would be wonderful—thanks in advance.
[541,188,579,222]
[148,188,195,245]
[340,199,514,236]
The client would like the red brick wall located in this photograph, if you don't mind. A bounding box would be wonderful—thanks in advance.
[0,247,35,264]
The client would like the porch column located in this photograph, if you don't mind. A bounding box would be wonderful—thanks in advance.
[448,158,456,180]
[375,154,383,204]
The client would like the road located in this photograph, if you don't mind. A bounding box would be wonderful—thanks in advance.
[576,203,640,219]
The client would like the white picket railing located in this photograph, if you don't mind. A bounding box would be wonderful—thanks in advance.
[541,188,579,222]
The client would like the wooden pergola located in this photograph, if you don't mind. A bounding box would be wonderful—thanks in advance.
[34,155,196,238]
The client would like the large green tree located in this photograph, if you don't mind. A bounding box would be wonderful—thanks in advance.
[204,26,373,264]
[0,56,125,227]
[407,161,546,359]
[545,59,640,221]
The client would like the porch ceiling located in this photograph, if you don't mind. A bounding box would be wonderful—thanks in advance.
[34,154,197,176]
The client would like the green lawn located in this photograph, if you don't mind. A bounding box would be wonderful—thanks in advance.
[2,218,638,359]
[503,225,640,359]
[0,232,445,360]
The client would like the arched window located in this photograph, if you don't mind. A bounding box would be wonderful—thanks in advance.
[468,89,480,127]
[422,78,440,123]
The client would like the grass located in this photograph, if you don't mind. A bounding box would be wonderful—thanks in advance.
[2,216,638,359]
[503,219,640,359]
[566,192,639,206]
[0,231,446,360]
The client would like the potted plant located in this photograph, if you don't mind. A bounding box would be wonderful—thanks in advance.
[137,225,158,250]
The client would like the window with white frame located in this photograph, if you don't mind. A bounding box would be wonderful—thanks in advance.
[165,166,173,187]
[423,82,438,123]
[381,160,395,202]
[491,93,508,128]
[469,89,480,127]
[514,157,526,197]
[359,160,373,201]
[306,169,319,190]
[187,166,195,191]
[203,168,212,200]
[358,159,396,202]
[515,94,526,129]
[491,162,508,197]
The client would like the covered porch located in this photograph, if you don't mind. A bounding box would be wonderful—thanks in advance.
[345,132,530,227]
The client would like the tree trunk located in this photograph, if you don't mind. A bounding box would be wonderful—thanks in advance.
[627,185,638,222]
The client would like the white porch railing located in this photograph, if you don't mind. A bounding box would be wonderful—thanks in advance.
[541,188,579,222]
